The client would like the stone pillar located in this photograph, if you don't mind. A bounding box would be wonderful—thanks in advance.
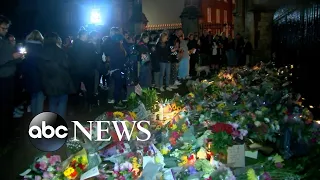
[245,12,255,45]
[257,12,274,57]
[129,0,148,34]
[180,0,201,35]
[233,0,245,34]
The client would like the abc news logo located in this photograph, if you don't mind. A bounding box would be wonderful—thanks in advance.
[28,112,151,152]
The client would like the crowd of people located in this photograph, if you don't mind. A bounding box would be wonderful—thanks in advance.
[0,14,253,148]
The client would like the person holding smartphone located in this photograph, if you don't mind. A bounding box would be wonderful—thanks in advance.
[0,15,24,147]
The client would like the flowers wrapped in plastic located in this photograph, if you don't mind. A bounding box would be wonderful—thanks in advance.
[61,149,88,179]
[20,154,62,180]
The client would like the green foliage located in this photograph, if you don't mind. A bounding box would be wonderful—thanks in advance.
[127,88,159,111]
[208,132,233,154]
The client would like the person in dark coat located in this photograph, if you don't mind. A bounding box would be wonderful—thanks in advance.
[0,15,24,147]
[187,33,199,77]
[243,37,253,66]
[235,33,245,66]
[108,33,127,109]
[137,32,152,88]
[68,29,97,111]
[38,32,75,118]
[21,30,45,116]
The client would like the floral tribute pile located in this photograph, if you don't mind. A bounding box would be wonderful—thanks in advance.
[22,62,320,180]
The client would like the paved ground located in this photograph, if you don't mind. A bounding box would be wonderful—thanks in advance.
[0,84,189,179]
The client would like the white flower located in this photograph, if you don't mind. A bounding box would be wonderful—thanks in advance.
[240,116,245,121]
[255,111,262,116]
[264,118,270,123]
[254,121,261,127]
[46,166,54,172]
[271,124,275,130]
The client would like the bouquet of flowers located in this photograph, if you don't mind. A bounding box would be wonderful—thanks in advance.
[62,149,88,180]
[21,154,62,180]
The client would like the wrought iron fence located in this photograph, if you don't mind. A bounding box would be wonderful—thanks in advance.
[272,4,320,104]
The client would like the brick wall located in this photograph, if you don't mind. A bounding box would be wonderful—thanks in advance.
[200,0,235,36]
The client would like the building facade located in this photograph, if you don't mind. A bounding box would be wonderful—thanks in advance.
[199,0,235,36]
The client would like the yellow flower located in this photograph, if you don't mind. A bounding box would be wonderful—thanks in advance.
[64,167,74,177]
[217,103,226,109]
[196,105,203,112]
[155,156,161,163]
[247,168,258,180]
[113,111,124,118]
[161,148,169,155]
[181,124,187,131]
[129,112,137,120]
[171,124,177,130]
[132,130,138,139]
[171,103,177,110]
[188,93,195,98]
[272,154,284,164]
[181,156,188,163]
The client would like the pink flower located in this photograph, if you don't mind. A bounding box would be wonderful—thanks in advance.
[43,172,53,178]
[172,131,179,139]
[275,162,283,168]
[49,155,61,165]
[56,166,62,171]
[39,161,47,171]
[232,130,240,139]
[126,152,135,158]
[120,162,133,171]
[125,115,133,121]
[35,176,41,180]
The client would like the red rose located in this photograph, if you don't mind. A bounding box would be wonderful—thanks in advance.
[188,154,195,160]
[78,163,85,170]
[143,147,148,153]
[119,149,124,153]
[107,112,113,117]
[35,163,40,169]
[211,123,233,135]
[46,153,51,158]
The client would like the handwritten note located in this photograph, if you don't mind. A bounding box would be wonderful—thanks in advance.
[245,150,258,159]
[134,103,148,120]
[227,144,245,167]
[135,84,142,96]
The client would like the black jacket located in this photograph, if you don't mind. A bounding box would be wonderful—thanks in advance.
[68,39,97,75]
[21,41,43,93]
[39,45,75,96]
[156,42,171,63]
[0,36,21,78]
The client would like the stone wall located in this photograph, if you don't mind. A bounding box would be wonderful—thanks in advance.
[257,12,274,57]
[233,0,275,60]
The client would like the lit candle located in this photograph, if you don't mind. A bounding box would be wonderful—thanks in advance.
[159,104,164,121]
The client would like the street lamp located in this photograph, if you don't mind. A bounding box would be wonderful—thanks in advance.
[90,8,102,25]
